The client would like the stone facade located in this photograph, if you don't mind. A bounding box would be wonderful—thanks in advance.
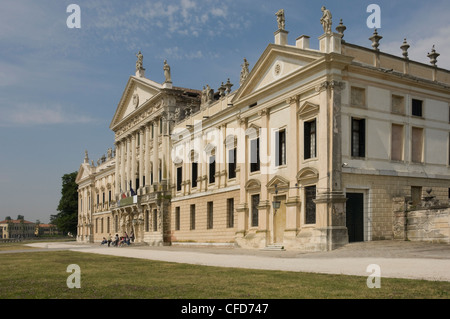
[76,7,450,250]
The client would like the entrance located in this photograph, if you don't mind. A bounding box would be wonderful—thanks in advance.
[346,193,364,242]
[273,195,286,244]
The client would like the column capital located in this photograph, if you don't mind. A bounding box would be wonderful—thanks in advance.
[286,94,300,105]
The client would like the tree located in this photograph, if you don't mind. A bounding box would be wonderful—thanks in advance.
[51,171,78,235]
[17,215,24,220]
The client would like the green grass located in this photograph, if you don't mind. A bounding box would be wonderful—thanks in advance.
[0,250,449,299]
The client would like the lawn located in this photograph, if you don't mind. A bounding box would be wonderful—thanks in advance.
[0,250,448,299]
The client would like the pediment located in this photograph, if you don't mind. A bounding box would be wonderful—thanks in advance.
[267,175,290,193]
[296,167,319,182]
[110,76,163,130]
[75,163,93,184]
[232,44,323,103]
[245,179,261,191]
[298,101,320,119]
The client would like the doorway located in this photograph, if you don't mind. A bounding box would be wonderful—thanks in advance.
[346,192,364,242]
[273,195,286,244]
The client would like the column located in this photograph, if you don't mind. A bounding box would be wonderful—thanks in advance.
[145,124,151,188]
[258,108,270,246]
[285,95,300,236]
[120,139,126,194]
[126,135,132,191]
[153,119,159,186]
[114,141,120,197]
[139,127,145,190]
[162,117,168,182]
[235,117,248,244]
[314,80,348,251]
[131,133,137,191]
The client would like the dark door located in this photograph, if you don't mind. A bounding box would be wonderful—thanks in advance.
[346,193,364,242]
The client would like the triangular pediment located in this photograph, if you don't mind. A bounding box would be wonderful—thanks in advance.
[298,101,320,118]
[110,76,163,130]
[232,44,324,104]
[75,163,93,184]
[267,175,290,193]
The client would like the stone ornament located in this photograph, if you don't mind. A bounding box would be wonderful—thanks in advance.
[400,38,410,59]
[275,9,285,30]
[320,6,332,34]
[135,51,144,71]
[427,45,440,66]
[240,58,249,85]
[132,93,139,108]
[163,60,172,83]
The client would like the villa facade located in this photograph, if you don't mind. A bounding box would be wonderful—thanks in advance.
[76,8,450,250]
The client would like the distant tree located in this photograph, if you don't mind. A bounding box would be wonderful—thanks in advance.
[51,171,78,235]
[17,215,24,220]
[5,216,11,221]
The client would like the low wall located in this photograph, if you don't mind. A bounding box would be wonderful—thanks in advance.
[393,200,450,244]
[407,209,450,243]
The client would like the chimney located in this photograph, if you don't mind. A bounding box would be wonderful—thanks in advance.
[274,29,289,46]
[296,35,310,49]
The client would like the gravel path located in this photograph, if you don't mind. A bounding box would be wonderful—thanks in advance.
[25,240,450,282]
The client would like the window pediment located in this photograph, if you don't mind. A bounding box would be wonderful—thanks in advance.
[245,179,261,191]
[296,167,319,183]
[298,101,319,119]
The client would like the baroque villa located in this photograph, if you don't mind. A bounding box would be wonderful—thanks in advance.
[76,7,450,251]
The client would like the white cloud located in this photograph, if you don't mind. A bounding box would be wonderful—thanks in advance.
[0,103,97,127]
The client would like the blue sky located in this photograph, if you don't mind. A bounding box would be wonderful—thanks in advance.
[0,0,449,224]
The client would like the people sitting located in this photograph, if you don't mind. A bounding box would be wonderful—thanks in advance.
[100,237,107,245]
[113,234,119,247]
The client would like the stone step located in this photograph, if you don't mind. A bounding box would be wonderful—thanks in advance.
[262,244,286,251]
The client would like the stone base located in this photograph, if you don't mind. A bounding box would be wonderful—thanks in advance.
[235,229,267,249]
[278,226,348,251]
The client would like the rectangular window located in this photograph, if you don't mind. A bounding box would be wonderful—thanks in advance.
[175,207,180,231]
[192,162,198,188]
[107,217,110,233]
[228,148,237,179]
[251,194,259,227]
[304,119,316,159]
[275,129,286,166]
[176,166,182,191]
[351,118,365,158]
[351,87,365,107]
[391,124,404,161]
[392,95,405,114]
[227,198,234,228]
[207,202,213,229]
[411,186,422,206]
[153,209,158,232]
[145,210,149,232]
[250,138,260,172]
[412,99,423,117]
[190,204,196,230]
[209,155,216,184]
[305,186,316,224]
[109,190,111,202]
[411,127,423,163]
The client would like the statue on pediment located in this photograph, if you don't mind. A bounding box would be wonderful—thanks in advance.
[163,60,172,83]
[135,51,144,71]
[275,9,285,30]
[320,6,332,33]
[240,58,249,85]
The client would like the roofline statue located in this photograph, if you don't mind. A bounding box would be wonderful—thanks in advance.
[320,6,332,34]
[275,9,285,30]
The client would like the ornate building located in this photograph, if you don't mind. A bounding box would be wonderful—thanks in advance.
[76,8,450,250]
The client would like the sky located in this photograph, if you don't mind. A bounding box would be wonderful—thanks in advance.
[0,0,449,224]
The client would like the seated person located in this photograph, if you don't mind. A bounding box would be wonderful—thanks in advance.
[100,237,107,245]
